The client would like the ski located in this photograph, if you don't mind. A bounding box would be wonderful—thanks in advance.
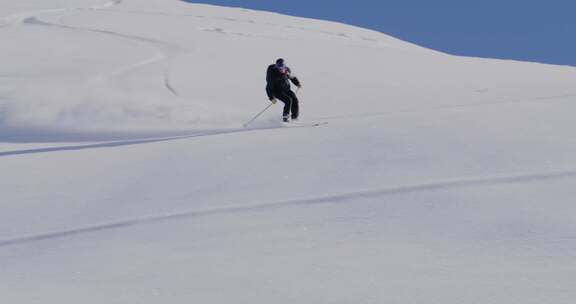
[283,121,327,127]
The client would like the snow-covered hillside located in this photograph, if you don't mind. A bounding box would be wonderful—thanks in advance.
[1,0,576,303]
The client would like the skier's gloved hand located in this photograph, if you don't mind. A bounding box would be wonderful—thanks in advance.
[270,97,277,104]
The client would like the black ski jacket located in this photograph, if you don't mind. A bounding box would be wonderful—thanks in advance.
[266,64,301,100]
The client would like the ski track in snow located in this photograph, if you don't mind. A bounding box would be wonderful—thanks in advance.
[14,0,182,97]
[0,1,121,27]
[2,168,576,248]
[0,123,324,156]
[0,9,66,29]
[1,92,573,152]
[94,8,386,44]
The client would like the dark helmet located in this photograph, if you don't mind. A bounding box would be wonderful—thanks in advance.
[275,58,285,67]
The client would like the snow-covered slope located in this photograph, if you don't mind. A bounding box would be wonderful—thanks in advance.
[2,0,576,303]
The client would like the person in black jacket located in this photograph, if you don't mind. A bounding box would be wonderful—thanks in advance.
[266,58,301,122]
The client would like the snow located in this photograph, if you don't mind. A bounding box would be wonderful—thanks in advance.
[1,0,576,303]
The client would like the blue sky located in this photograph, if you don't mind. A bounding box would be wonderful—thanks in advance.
[186,0,575,66]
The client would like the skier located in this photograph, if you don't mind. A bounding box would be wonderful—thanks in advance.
[266,58,302,122]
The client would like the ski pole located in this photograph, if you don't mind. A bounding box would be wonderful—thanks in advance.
[294,87,300,117]
[243,102,274,128]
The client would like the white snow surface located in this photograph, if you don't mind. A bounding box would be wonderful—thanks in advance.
[2,0,576,303]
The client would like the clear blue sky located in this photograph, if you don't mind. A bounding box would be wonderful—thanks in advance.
[186,0,575,66]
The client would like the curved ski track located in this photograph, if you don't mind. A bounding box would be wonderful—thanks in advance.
[2,168,576,248]
[15,0,183,97]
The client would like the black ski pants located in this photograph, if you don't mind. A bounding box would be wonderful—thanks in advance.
[273,90,299,119]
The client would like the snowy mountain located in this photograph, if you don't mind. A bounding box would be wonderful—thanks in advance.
[1,0,576,303]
